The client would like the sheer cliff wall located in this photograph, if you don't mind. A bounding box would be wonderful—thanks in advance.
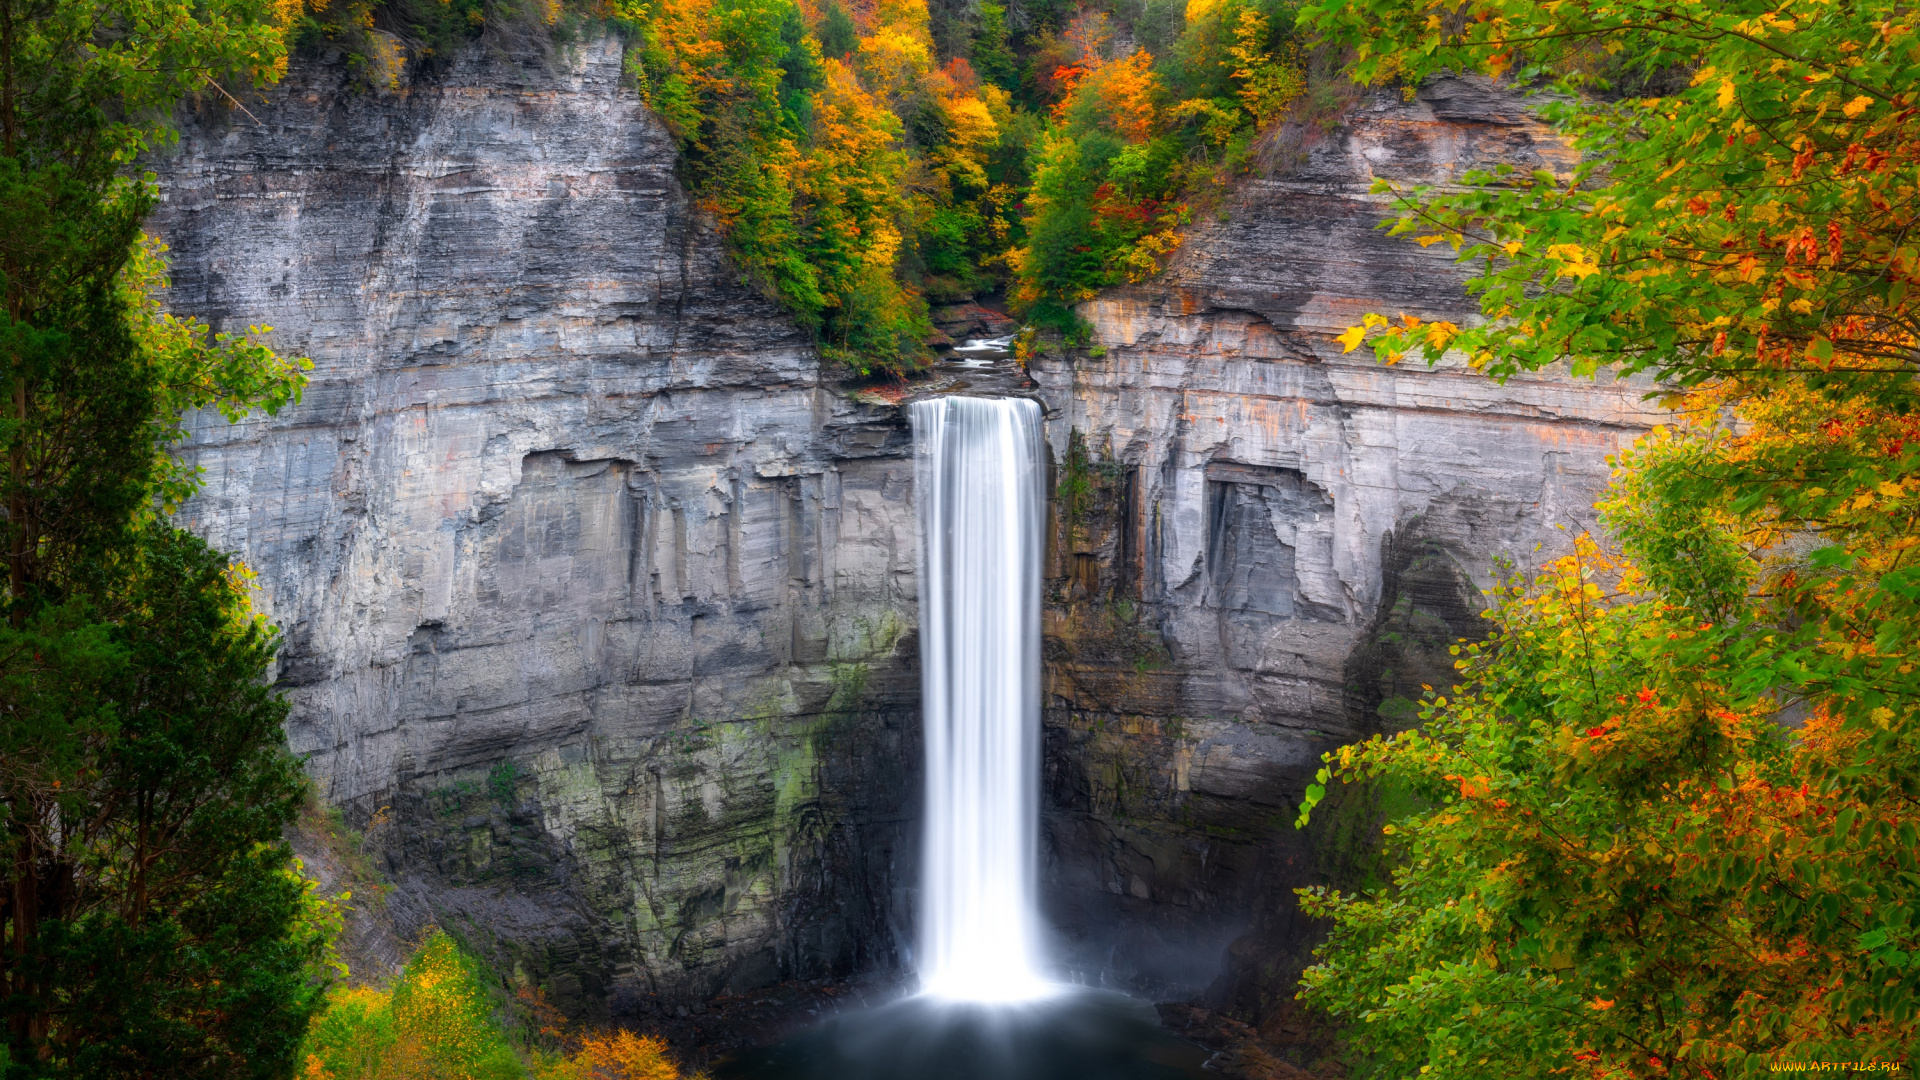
[153,37,920,1017]
[1029,78,1666,1015]
[154,43,1658,1022]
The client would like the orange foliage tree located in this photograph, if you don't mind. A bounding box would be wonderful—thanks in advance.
[619,0,1012,374]
[1299,0,1920,1075]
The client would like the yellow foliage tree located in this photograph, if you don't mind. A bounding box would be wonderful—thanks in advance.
[303,932,702,1080]
[533,1031,696,1080]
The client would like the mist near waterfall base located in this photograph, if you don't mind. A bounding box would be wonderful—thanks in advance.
[704,397,1217,1080]
[712,989,1211,1080]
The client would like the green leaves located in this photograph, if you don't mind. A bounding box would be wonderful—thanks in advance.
[0,0,327,1073]
[4,531,326,1078]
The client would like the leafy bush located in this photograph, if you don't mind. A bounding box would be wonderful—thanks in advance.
[301,932,702,1080]
[301,931,527,1080]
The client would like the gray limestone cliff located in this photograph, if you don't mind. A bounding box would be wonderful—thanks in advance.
[1029,77,1664,1022]
[155,37,920,1017]
[153,42,1659,1030]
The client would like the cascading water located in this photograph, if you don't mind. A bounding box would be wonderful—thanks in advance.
[910,395,1054,1004]
[717,395,1214,1077]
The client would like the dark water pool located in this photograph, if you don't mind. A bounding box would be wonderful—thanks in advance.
[710,988,1212,1080]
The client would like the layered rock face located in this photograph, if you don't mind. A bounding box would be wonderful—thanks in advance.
[154,38,919,1015]
[158,43,1662,1026]
[1029,78,1666,1012]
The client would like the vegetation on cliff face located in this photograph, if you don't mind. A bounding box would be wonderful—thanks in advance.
[610,0,1314,359]
[617,0,1001,373]
[1299,0,1920,1074]
[1009,0,1302,330]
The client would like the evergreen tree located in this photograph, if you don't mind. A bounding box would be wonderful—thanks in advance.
[0,0,322,1074]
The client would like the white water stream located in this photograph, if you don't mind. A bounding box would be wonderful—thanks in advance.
[910,395,1055,1004]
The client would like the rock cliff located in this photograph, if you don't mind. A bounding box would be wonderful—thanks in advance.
[1027,78,1665,1017]
[154,40,1660,1028]
[155,36,920,1017]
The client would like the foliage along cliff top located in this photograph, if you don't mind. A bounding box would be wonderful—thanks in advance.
[287,0,1312,377]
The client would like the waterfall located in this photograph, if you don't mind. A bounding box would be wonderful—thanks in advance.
[911,395,1055,1004]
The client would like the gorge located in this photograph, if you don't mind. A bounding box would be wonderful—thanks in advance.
[150,30,1662,1053]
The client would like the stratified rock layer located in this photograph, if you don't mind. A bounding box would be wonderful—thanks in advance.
[155,38,919,1016]
[157,44,1659,1026]
[1028,78,1664,1013]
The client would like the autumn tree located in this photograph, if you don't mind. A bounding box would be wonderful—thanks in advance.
[1298,0,1920,1075]
[619,0,1030,375]
[1010,0,1303,330]
[301,932,699,1080]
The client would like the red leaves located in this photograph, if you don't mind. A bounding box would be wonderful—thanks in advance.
[1089,183,1156,226]
[1448,774,1493,799]
[1783,226,1820,265]
[1792,138,1817,179]
[1043,62,1087,109]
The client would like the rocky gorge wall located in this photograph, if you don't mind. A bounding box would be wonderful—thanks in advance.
[153,37,1663,1030]
[154,36,921,1018]
[1028,77,1665,1017]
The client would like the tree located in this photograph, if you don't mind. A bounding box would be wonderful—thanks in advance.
[970,2,1016,92]
[0,0,322,1072]
[1296,0,1920,1075]
[8,532,333,1078]
[620,0,1019,375]
[1007,0,1305,331]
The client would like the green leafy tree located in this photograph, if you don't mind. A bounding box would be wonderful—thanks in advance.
[971,2,1016,90]
[0,0,325,1073]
